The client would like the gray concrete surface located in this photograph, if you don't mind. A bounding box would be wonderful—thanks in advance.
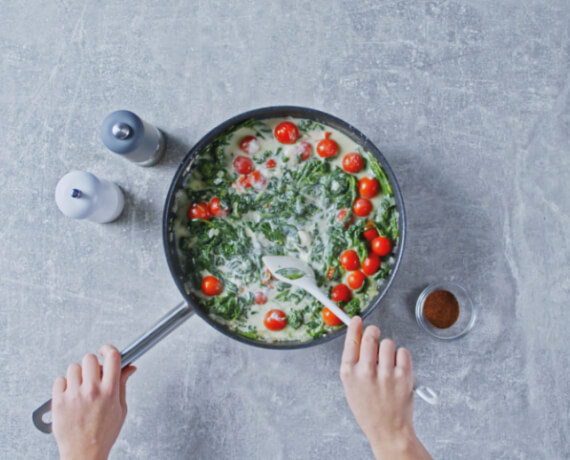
[2,1,569,459]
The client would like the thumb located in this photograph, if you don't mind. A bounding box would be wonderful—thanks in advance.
[119,365,137,410]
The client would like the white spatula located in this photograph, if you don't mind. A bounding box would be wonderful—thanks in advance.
[262,255,352,326]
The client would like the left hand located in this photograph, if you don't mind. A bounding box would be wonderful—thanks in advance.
[52,344,136,460]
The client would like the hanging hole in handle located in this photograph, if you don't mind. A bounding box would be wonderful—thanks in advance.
[415,386,439,405]
[32,400,53,434]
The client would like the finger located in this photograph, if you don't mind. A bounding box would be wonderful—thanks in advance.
[359,325,381,369]
[378,338,396,376]
[119,365,137,409]
[341,316,363,365]
[81,353,101,385]
[52,376,67,397]
[66,363,82,390]
[99,344,121,393]
[396,347,412,371]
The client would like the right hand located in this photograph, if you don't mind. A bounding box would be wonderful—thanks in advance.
[339,317,432,459]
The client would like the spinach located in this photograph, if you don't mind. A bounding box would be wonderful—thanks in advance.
[367,153,393,196]
[297,119,325,135]
[344,298,361,316]
[276,267,305,280]
[287,310,304,329]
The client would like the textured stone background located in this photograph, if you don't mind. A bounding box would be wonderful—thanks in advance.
[1,1,569,459]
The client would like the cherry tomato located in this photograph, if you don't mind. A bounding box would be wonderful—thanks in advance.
[327,267,335,280]
[362,220,379,241]
[233,155,254,175]
[336,208,354,229]
[247,170,268,190]
[264,309,287,330]
[358,177,380,198]
[201,275,223,296]
[296,141,312,161]
[265,158,277,169]
[209,197,229,217]
[331,283,352,303]
[188,202,211,220]
[234,175,252,189]
[347,270,366,290]
[362,253,381,275]
[353,197,373,217]
[372,236,393,256]
[239,135,260,154]
[322,307,343,327]
[317,132,339,158]
[254,291,268,304]
[274,122,299,144]
[342,152,364,173]
[340,249,360,271]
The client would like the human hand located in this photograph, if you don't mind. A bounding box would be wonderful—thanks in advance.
[340,317,431,460]
[52,345,136,460]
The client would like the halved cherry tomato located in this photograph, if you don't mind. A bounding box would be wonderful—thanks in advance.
[331,283,352,303]
[362,220,379,241]
[188,202,211,220]
[336,208,354,229]
[201,275,223,296]
[265,158,277,169]
[239,135,260,154]
[209,197,229,217]
[342,152,364,173]
[274,122,299,144]
[353,198,373,217]
[317,132,339,158]
[340,249,360,271]
[326,267,335,280]
[296,141,312,161]
[247,170,267,190]
[371,236,393,256]
[358,177,380,198]
[322,307,343,327]
[347,270,366,290]
[235,175,252,189]
[264,309,287,330]
[233,155,254,175]
[362,253,381,275]
[254,291,268,304]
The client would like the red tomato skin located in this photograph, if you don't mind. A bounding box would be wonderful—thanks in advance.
[201,275,223,296]
[233,155,254,175]
[340,249,360,271]
[362,220,379,241]
[188,202,211,220]
[371,236,393,256]
[336,208,354,229]
[254,291,268,304]
[247,170,268,190]
[264,309,287,330]
[353,198,373,217]
[347,270,366,290]
[274,122,299,144]
[322,307,343,327]
[316,132,339,158]
[358,177,381,198]
[331,283,352,303]
[342,152,364,173]
[362,253,381,275]
[239,135,260,154]
[209,197,229,217]
[265,159,277,169]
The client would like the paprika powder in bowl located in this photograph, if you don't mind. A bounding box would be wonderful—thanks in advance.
[415,281,477,340]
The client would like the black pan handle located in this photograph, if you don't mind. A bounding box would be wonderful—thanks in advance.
[32,302,194,434]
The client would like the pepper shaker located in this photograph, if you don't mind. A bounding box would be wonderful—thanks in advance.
[55,171,125,223]
[101,110,166,166]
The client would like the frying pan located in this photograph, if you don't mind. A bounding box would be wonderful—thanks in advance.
[32,106,407,433]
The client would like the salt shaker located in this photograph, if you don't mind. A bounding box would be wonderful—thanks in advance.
[55,171,125,223]
[101,110,166,166]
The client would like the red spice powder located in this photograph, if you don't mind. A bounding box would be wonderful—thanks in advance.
[423,290,460,329]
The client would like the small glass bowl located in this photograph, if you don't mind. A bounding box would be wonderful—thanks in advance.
[415,281,477,341]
